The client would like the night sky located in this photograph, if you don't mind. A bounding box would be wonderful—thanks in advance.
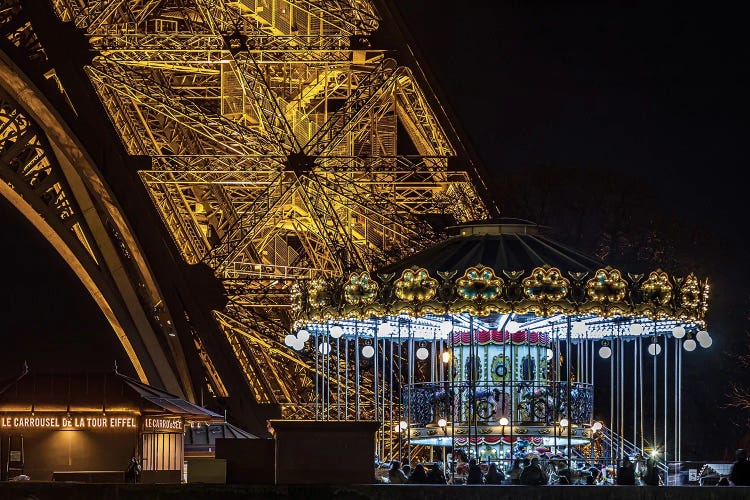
[1,1,748,460]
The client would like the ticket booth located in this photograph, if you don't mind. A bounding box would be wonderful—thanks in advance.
[0,370,223,482]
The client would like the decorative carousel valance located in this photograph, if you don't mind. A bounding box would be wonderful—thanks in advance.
[292,222,709,327]
[292,264,708,326]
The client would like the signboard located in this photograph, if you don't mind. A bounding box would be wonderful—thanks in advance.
[143,417,184,431]
[0,413,137,430]
[688,469,698,482]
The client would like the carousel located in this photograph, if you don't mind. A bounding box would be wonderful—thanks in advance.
[289,220,711,483]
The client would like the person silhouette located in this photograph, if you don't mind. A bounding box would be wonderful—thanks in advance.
[730,449,750,486]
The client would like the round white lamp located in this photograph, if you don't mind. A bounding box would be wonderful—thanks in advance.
[671,326,686,339]
[329,325,344,339]
[630,323,644,336]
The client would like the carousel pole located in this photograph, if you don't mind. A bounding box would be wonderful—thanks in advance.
[345,337,349,420]
[324,327,329,420]
[397,319,403,459]
[566,316,572,473]
[591,333,595,389]
[677,334,683,462]
[382,336,387,461]
[389,336,394,461]
[337,336,341,420]
[634,332,638,450]
[620,328,625,462]
[653,324,657,463]
[609,324,620,463]
[553,324,559,456]
[374,322,380,430]
[432,327,437,384]
[509,314,515,470]
[407,318,413,464]
[639,335,645,453]
[355,319,360,420]
[674,335,679,467]
[315,331,320,420]
[450,323,456,484]
[664,335,669,486]
[470,315,478,460]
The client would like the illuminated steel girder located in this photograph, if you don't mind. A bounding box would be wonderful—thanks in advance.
[39,0,490,417]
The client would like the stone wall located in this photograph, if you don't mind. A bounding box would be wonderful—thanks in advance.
[2,484,749,500]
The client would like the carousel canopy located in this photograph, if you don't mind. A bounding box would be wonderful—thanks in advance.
[378,220,601,276]
[292,220,709,341]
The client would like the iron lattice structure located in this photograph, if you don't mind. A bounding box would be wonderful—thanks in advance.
[10,0,490,419]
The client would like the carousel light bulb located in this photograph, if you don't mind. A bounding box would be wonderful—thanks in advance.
[438,418,447,428]
[318,342,331,355]
[416,347,429,360]
[439,320,453,335]
[647,342,662,356]
[559,418,569,428]
[598,345,612,359]
[377,322,393,336]
[696,330,710,344]
[441,351,452,363]
[499,417,509,426]
[572,321,586,335]
[329,325,344,339]
[698,334,713,348]
[399,420,408,430]
[297,329,310,342]
[630,323,644,336]
[284,334,296,347]
[292,338,305,351]
[546,348,554,361]
[592,421,603,432]
[506,320,520,334]
[671,326,686,339]
[683,339,697,352]
[362,345,375,358]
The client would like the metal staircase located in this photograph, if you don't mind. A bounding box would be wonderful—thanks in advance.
[598,427,669,481]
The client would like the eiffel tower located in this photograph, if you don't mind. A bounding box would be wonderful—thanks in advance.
[0,0,495,434]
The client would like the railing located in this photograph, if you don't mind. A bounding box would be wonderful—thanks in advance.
[403,380,594,427]
[598,427,670,482]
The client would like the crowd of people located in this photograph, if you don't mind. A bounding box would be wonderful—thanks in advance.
[384,454,660,485]
[386,455,659,485]
[388,459,448,484]
[383,447,750,486]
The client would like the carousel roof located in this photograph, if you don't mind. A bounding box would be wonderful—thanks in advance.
[292,220,710,340]
[379,220,601,276]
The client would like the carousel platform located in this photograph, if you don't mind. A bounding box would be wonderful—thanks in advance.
[1,483,748,500]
